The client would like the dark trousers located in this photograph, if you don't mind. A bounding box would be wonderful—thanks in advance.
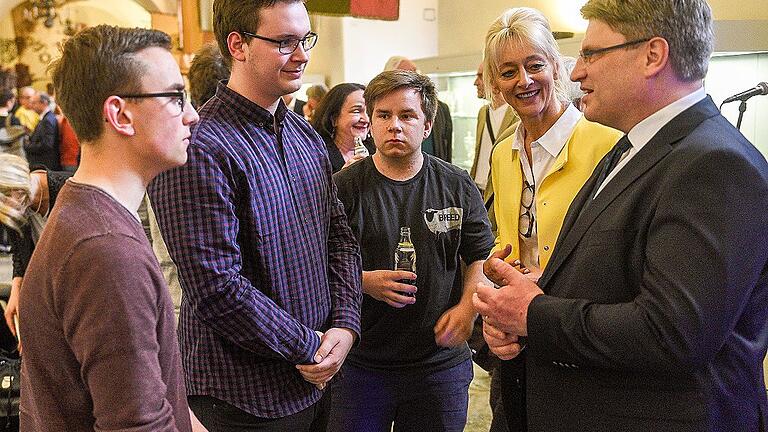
[188,394,330,432]
[328,359,473,432]
[499,355,527,432]
[489,368,510,432]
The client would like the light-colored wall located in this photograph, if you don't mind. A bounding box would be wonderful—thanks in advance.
[438,0,768,62]
[304,14,346,87]
[0,14,14,39]
[437,0,589,59]
[341,0,438,85]
[708,52,768,152]
[305,0,438,87]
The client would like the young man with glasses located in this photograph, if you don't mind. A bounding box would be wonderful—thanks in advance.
[19,25,200,431]
[330,70,495,432]
[476,0,768,430]
[148,1,362,430]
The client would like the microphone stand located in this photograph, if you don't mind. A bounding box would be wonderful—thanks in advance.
[736,100,747,130]
[719,99,750,131]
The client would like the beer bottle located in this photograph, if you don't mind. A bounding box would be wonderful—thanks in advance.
[354,136,370,157]
[394,226,416,297]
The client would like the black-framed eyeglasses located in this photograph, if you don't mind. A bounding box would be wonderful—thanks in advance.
[115,89,188,116]
[578,37,652,64]
[519,180,535,238]
[240,30,318,55]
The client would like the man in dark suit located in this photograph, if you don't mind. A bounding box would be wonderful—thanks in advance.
[282,93,305,116]
[24,92,61,170]
[473,0,768,431]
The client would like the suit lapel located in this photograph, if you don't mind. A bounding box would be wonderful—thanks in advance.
[539,96,721,289]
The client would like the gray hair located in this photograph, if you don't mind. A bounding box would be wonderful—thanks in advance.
[580,0,713,82]
[383,56,409,72]
[482,8,570,105]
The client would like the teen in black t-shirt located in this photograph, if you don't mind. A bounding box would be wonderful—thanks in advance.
[329,70,494,432]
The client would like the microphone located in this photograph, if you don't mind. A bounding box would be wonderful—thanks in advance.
[722,82,768,104]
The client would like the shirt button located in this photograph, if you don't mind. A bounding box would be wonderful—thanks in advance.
[544,246,550,251]
[542,201,547,206]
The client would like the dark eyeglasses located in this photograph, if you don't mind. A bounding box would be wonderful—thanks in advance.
[578,37,652,64]
[519,180,535,238]
[240,30,318,55]
[115,89,188,116]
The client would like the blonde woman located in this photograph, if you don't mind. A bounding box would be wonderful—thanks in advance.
[479,7,621,430]
[0,153,71,339]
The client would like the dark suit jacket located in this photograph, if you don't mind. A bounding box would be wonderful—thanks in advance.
[293,99,306,116]
[25,111,61,170]
[526,96,768,431]
[428,100,452,163]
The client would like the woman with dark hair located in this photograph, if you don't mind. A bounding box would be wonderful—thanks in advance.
[311,83,374,173]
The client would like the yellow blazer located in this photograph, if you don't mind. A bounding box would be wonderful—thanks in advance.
[490,116,621,269]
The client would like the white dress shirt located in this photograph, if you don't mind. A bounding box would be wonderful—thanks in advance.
[594,87,706,198]
[512,103,582,271]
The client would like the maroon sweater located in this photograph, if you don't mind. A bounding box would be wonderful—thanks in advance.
[19,181,191,432]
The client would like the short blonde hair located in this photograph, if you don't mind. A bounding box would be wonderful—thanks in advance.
[0,154,32,232]
[483,7,570,104]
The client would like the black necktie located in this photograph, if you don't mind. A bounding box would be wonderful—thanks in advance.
[590,135,632,200]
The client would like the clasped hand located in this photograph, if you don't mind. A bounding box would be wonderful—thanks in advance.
[472,245,544,359]
[296,328,356,390]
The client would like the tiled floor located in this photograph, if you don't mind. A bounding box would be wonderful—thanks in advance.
[467,364,493,431]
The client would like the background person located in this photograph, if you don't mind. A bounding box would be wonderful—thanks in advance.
[0,154,72,344]
[12,87,38,132]
[303,83,328,122]
[25,92,61,170]
[310,83,374,172]
[0,89,19,127]
[470,61,518,195]
[188,42,230,109]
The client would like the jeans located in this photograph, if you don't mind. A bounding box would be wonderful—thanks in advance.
[328,358,473,432]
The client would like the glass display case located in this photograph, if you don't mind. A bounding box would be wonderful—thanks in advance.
[429,71,487,173]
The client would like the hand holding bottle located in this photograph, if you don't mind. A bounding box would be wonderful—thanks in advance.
[361,270,417,308]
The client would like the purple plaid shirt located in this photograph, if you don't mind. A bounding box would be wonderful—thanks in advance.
[147,83,362,418]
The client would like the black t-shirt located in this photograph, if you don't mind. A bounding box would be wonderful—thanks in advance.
[333,154,494,371]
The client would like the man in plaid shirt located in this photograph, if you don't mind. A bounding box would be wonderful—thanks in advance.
[148,0,362,430]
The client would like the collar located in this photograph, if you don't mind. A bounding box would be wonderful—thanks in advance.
[512,103,581,158]
[489,103,509,115]
[628,86,706,149]
[215,81,288,133]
